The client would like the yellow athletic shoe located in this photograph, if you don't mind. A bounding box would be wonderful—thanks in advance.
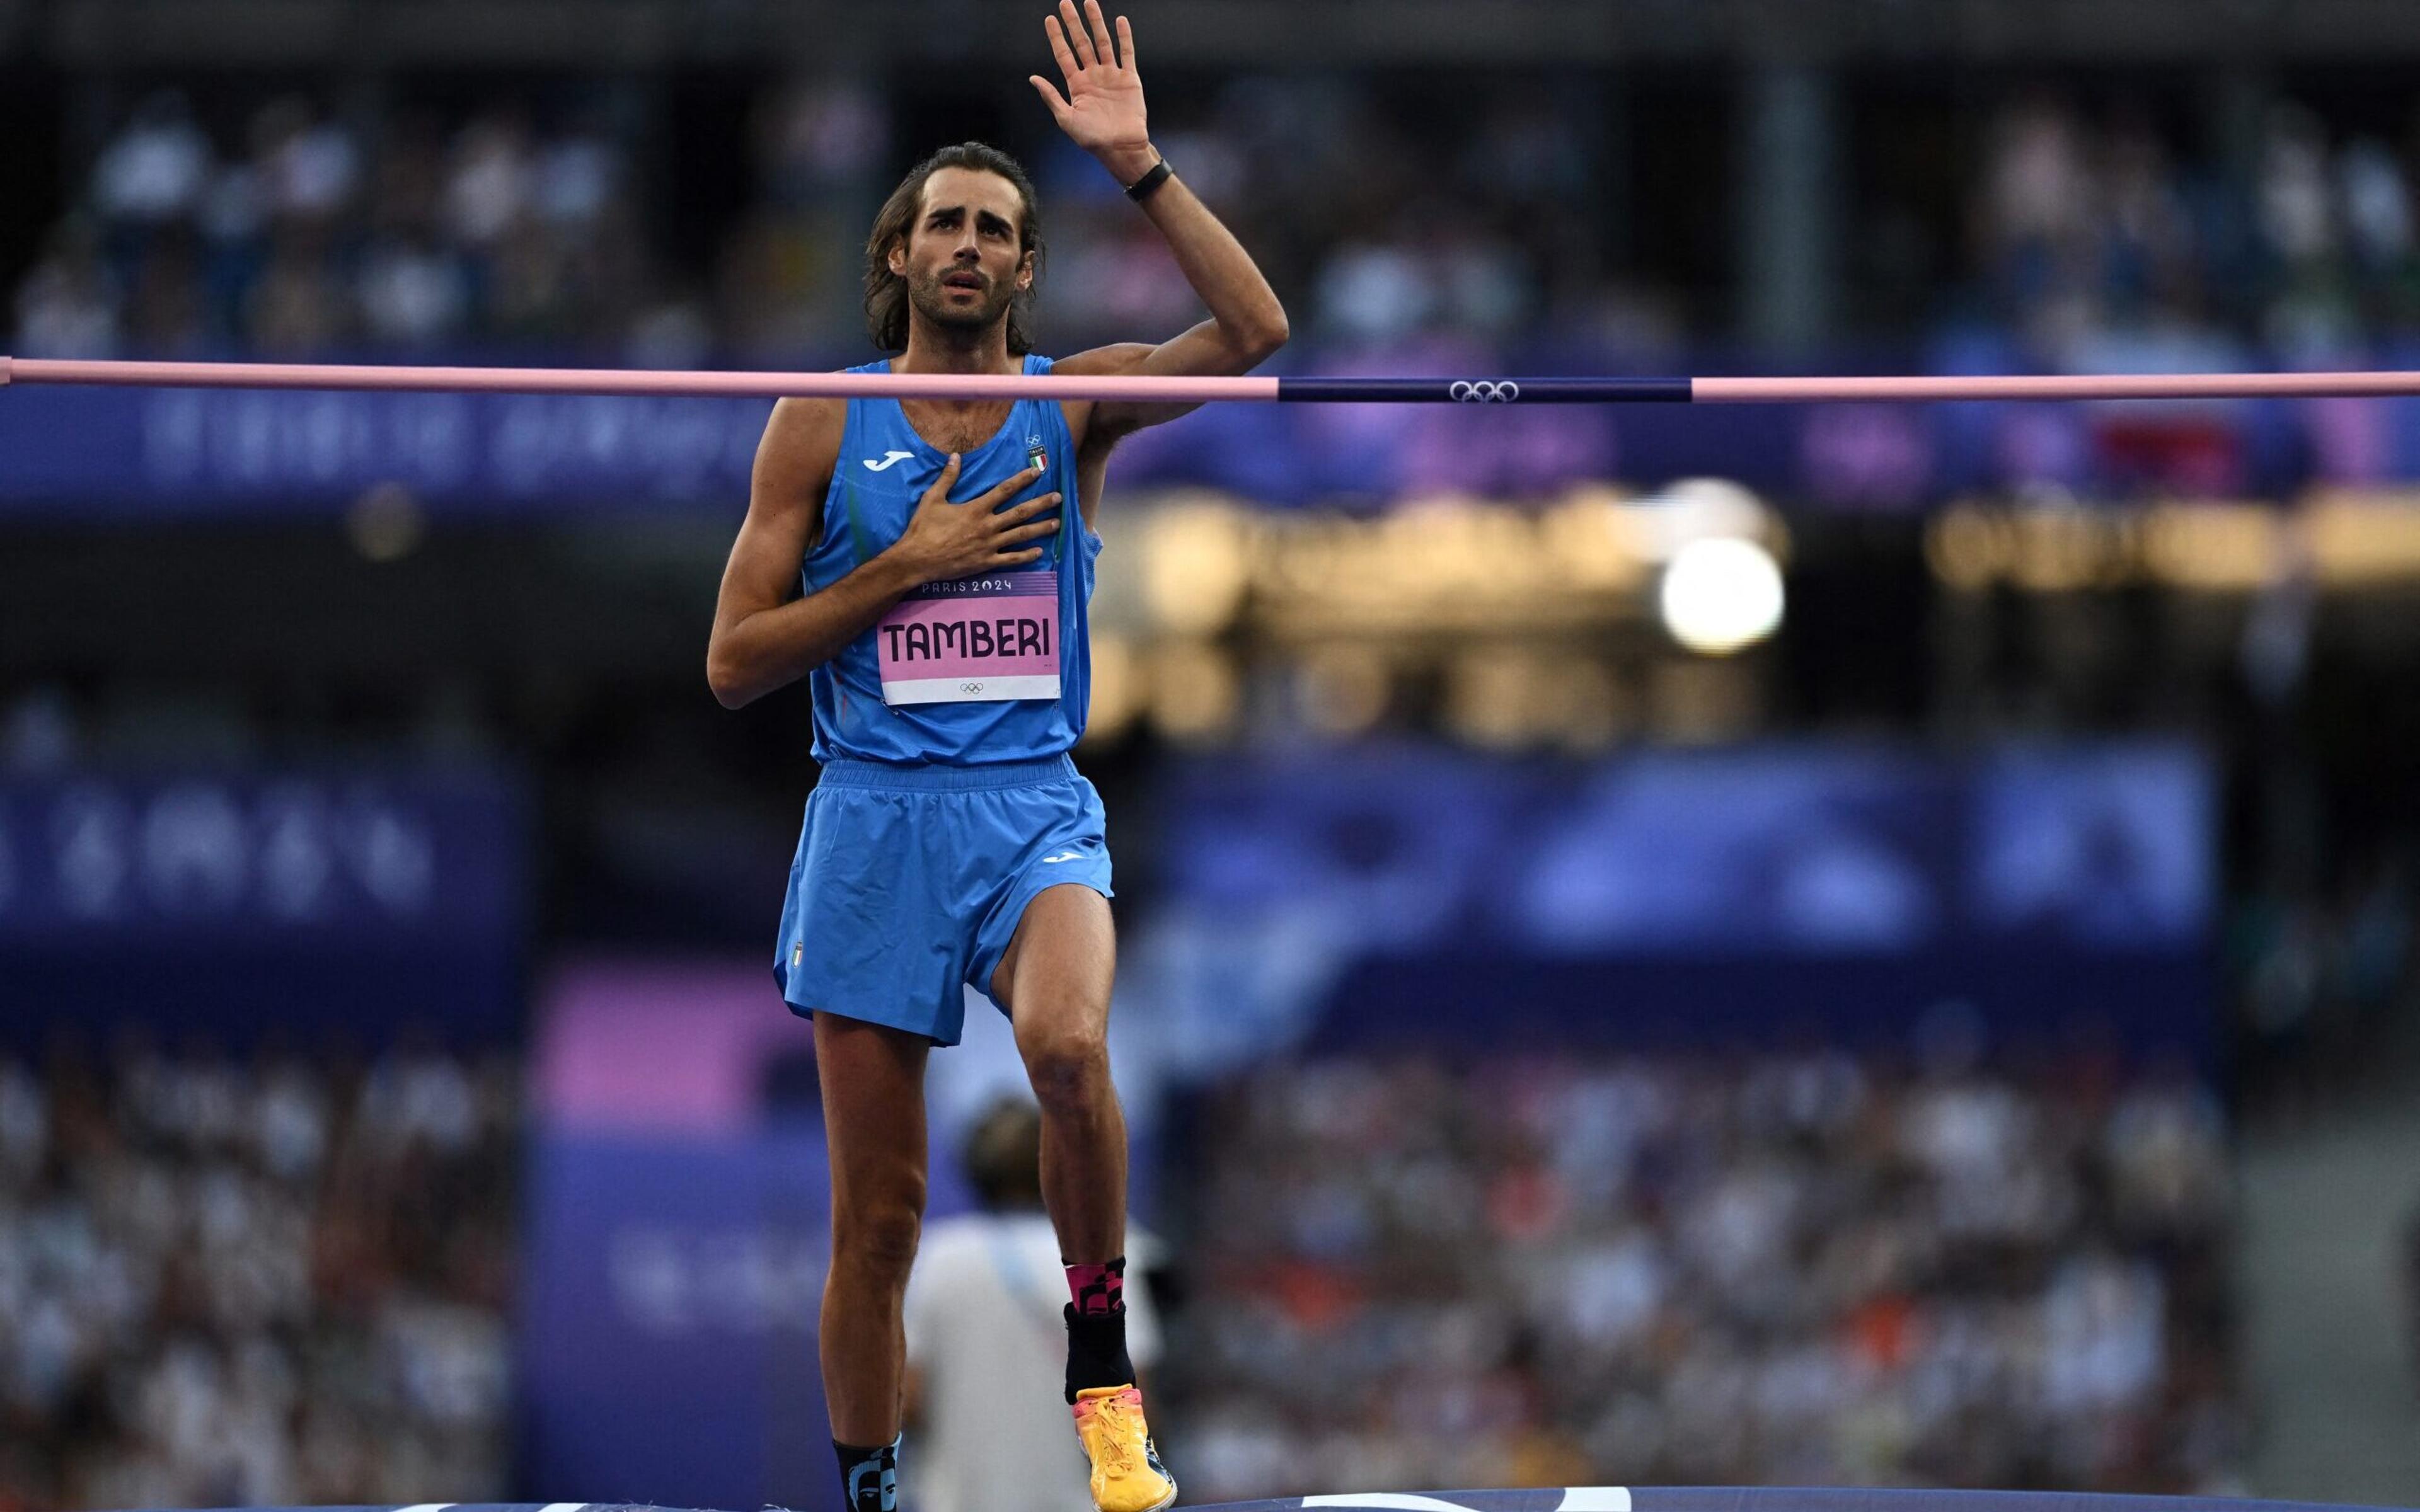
[1071,1385,1178,1512]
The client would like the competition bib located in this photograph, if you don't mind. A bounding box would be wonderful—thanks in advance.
[876,571,1061,705]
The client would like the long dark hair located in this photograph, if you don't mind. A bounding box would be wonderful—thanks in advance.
[863,141,1045,354]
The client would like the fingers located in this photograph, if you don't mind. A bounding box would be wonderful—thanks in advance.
[1057,0,1097,67]
[993,547,1049,566]
[1083,0,1117,67]
[1115,13,1135,72]
[1030,76,1071,118]
[978,466,1048,506]
[1043,13,1081,81]
[994,490,1063,524]
[998,517,1064,545]
[921,452,963,502]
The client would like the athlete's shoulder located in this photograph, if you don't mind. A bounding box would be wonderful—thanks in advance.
[752,387,852,498]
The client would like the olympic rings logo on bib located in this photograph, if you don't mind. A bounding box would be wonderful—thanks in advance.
[1450,380,1521,403]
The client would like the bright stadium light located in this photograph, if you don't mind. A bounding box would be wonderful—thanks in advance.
[1627,476,1772,562]
[1659,536,1785,655]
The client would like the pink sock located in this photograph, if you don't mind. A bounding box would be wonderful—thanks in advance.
[1064,1257,1126,1317]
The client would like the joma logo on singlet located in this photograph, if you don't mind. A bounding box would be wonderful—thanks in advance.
[862,450,916,472]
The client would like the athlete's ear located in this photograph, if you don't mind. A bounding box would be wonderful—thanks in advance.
[1017,250,1035,291]
[888,238,908,278]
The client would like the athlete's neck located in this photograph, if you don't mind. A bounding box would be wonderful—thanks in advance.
[894,312,1020,378]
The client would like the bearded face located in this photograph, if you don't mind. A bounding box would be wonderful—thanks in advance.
[891,166,1034,344]
[906,258,1020,335]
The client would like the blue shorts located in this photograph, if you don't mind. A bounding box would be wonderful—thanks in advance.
[772,754,1114,1046]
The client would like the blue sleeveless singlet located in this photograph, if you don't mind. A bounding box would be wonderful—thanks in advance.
[801,353,1098,765]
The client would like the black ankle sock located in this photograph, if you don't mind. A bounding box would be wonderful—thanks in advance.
[1063,1300,1137,1404]
[833,1434,900,1512]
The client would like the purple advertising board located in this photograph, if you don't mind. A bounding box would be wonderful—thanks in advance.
[1146,741,2218,1062]
[519,960,834,1509]
[0,766,525,1042]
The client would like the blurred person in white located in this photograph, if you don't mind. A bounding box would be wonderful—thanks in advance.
[1980,98,2094,335]
[359,113,471,349]
[445,112,537,248]
[360,234,473,348]
[255,99,362,226]
[93,91,214,229]
[2260,103,2361,353]
[905,1098,1163,1512]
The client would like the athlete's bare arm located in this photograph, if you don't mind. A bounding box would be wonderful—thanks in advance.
[706,398,1063,709]
[1031,1,1288,472]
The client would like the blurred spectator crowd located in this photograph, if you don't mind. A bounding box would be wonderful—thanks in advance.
[1967,96,2420,370]
[1170,1053,2239,1502]
[10,90,674,364]
[22,77,2420,368]
[4,76,1590,366]
[0,1043,518,1512]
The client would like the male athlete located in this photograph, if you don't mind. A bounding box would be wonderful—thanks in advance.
[704,5,1286,1511]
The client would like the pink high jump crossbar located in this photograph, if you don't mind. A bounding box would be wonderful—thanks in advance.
[5,355,2420,403]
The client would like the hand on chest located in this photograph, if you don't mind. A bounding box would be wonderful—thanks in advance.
[850,406,1069,709]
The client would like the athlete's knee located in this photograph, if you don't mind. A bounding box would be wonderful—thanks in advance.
[832,1193,924,1280]
[1018,1023,1110,1114]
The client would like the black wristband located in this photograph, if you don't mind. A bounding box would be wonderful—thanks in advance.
[1124,158,1173,202]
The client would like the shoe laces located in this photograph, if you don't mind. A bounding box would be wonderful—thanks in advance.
[1093,1394,1142,1475]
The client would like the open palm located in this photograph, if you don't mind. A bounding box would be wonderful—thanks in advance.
[1031,0,1150,163]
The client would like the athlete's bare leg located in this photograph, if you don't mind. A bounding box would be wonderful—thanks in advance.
[992,883,1124,1263]
[813,1011,931,1447]
[993,881,1174,1510]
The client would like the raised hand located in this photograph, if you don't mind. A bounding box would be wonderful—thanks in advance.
[1030,0,1153,178]
[889,456,1063,583]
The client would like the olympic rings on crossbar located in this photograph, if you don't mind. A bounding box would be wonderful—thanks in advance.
[1449,380,1522,403]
